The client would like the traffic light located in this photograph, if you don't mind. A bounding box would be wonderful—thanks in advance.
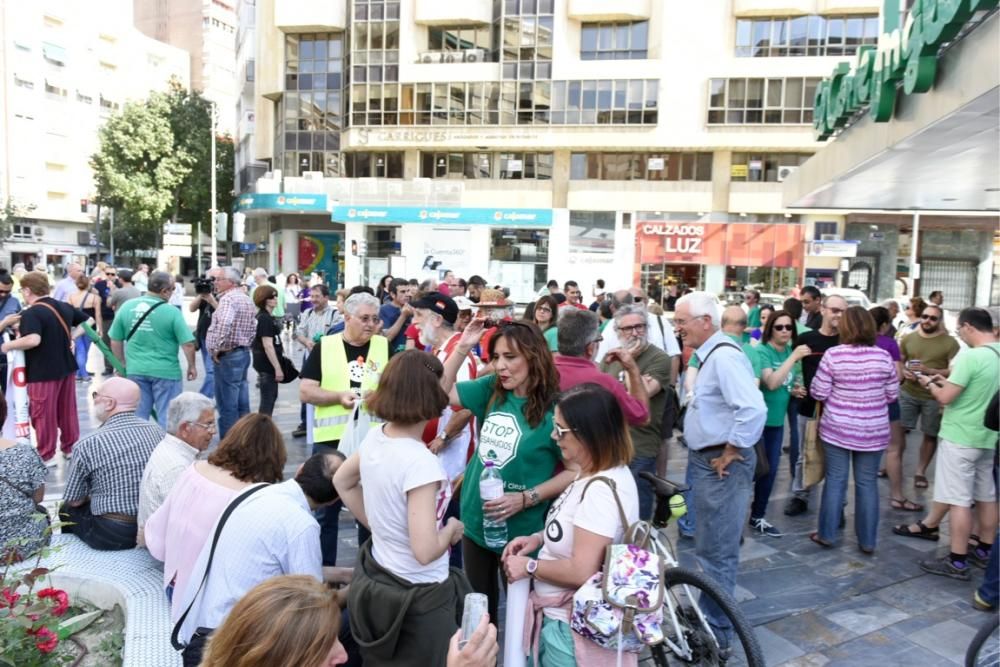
[80,198,88,213]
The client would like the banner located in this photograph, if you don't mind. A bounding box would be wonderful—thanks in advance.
[4,338,30,443]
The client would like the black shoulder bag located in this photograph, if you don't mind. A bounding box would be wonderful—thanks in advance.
[126,300,168,342]
[170,483,269,658]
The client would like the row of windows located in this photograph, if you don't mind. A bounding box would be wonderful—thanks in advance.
[736,15,879,57]
[730,153,812,182]
[570,153,713,182]
[581,21,648,60]
[353,0,401,21]
[344,151,404,178]
[419,152,553,180]
[707,77,819,125]
[501,0,556,14]
[428,25,493,54]
[345,79,659,127]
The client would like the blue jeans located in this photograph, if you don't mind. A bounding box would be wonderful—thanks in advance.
[61,502,137,551]
[677,452,697,537]
[786,397,801,476]
[198,337,214,398]
[214,348,250,439]
[313,443,343,566]
[817,442,881,549]
[132,375,182,429]
[691,445,755,648]
[751,425,784,520]
[630,455,658,523]
[74,336,91,378]
[978,528,1000,607]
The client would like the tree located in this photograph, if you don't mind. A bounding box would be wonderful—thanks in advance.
[91,80,236,256]
[0,198,37,246]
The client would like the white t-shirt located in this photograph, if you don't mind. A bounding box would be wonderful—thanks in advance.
[535,465,639,622]
[360,425,452,584]
[434,332,477,481]
[596,311,680,362]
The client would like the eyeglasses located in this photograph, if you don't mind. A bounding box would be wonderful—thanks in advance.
[552,424,574,440]
[189,421,217,432]
[772,324,794,332]
[617,323,647,334]
[590,336,603,345]
[921,315,940,322]
[535,306,552,313]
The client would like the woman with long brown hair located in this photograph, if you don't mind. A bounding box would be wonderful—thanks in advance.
[440,317,574,622]
[145,413,286,617]
[527,294,560,351]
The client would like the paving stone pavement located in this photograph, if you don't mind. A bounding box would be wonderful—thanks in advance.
[41,338,992,665]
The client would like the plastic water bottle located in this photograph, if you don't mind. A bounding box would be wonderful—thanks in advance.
[480,461,508,549]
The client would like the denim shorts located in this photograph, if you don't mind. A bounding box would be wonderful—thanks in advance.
[888,399,900,422]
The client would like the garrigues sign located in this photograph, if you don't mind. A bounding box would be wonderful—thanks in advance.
[813,0,997,140]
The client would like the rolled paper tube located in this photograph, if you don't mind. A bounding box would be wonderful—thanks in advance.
[503,577,531,667]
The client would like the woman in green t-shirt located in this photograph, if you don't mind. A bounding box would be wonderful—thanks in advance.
[750,310,810,538]
[527,294,560,352]
[441,317,574,622]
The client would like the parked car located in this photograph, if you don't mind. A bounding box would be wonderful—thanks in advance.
[821,287,872,309]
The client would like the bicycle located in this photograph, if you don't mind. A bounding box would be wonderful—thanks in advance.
[965,612,999,667]
[637,471,766,667]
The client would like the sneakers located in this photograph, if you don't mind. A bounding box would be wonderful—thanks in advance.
[749,517,783,538]
[968,546,991,569]
[973,590,996,612]
[919,555,971,581]
[292,423,307,438]
[784,497,808,516]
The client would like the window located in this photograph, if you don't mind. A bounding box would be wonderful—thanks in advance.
[735,14,879,57]
[707,77,818,125]
[420,151,552,179]
[14,75,34,90]
[813,221,839,240]
[730,153,812,182]
[42,42,66,66]
[581,21,648,60]
[491,228,549,263]
[99,95,118,111]
[428,25,492,55]
[569,211,615,254]
[344,152,404,177]
[12,224,33,240]
[569,153,712,181]
[45,80,67,98]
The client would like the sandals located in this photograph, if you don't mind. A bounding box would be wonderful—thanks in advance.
[892,520,939,541]
[914,475,929,488]
[890,497,924,512]
[810,532,833,548]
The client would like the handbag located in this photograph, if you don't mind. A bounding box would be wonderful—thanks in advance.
[753,440,769,482]
[571,476,664,656]
[338,399,374,457]
[803,402,825,487]
[278,354,299,384]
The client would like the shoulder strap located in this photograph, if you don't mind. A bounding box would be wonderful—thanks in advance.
[170,483,269,650]
[984,345,1000,359]
[33,302,73,351]
[699,341,742,368]
[654,313,665,341]
[580,476,630,537]
[126,299,168,342]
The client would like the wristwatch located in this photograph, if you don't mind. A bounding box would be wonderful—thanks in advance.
[524,486,540,508]
[526,559,538,577]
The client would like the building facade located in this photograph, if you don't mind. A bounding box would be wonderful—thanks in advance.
[239,0,894,300]
[134,0,239,134]
[0,0,189,272]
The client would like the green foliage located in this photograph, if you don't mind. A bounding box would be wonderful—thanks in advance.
[0,198,38,246]
[97,629,124,667]
[91,79,236,255]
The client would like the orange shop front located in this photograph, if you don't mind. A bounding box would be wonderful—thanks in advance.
[634,219,807,302]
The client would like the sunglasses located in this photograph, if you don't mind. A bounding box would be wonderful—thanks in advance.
[772,324,794,332]
[552,424,574,440]
[921,315,940,322]
[0,289,10,296]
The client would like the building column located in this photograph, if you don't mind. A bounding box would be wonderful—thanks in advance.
[278,227,298,275]
[552,150,571,210]
[711,150,731,214]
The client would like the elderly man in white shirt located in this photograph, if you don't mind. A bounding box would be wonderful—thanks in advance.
[137,392,217,544]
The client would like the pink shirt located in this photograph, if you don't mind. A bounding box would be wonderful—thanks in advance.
[143,465,243,619]
[553,355,649,426]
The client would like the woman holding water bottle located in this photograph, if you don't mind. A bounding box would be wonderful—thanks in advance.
[441,317,574,623]
[334,350,471,666]
[502,384,639,666]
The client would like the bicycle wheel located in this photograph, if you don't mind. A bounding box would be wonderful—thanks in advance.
[653,567,765,667]
[966,613,999,667]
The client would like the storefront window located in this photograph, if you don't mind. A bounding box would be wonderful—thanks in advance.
[490,227,550,302]
[569,211,615,254]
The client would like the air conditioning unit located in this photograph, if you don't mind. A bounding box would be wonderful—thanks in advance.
[777,166,799,182]
[32,226,44,238]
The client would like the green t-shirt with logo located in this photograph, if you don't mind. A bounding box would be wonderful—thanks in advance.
[756,343,802,427]
[456,375,559,552]
[109,296,195,380]
[543,326,558,352]
[938,344,1000,449]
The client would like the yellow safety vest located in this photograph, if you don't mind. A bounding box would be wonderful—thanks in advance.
[313,333,388,443]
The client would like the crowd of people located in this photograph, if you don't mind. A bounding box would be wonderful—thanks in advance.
[0,260,996,666]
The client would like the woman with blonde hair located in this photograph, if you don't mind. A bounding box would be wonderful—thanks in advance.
[198,575,348,667]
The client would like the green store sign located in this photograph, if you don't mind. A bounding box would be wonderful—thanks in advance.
[813,0,997,139]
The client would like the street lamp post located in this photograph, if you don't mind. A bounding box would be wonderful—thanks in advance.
[210,101,218,267]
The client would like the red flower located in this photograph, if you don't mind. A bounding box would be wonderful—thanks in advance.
[1,587,20,608]
[36,588,70,616]
[33,626,58,653]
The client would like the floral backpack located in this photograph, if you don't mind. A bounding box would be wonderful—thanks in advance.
[570,476,665,655]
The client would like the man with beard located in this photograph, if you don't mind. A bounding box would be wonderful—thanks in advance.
[473,288,514,365]
[60,377,164,550]
[899,303,960,488]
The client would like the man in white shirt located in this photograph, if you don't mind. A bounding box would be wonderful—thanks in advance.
[136,392,217,544]
[595,288,681,383]
[175,453,350,664]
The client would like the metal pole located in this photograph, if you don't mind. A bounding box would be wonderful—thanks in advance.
[210,102,218,267]
[109,208,115,263]
[909,211,920,294]
[195,218,202,276]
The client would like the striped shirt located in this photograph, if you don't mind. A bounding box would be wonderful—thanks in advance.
[63,412,165,516]
[205,288,257,355]
[810,345,899,451]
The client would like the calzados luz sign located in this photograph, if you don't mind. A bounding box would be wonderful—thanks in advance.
[813,0,997,140]
[641,223,705,254]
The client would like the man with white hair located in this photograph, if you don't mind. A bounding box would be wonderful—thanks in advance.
[206,266,257,438]
[299,291,389,567]
[596,287,681,383]
[672,291,766,653]
[136,392,217,543]
[133,264,150,292]
[52,262,83,302]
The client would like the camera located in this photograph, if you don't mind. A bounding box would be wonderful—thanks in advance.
[194,276,215,294]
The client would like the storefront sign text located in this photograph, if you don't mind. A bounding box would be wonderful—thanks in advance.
[236,193,331,213]
[813,0,996,140]
[640,223,705,254]
[332,206,552,226]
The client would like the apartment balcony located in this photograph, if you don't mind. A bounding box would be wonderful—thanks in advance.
[414,0,491,26]
[817,0,882,14]
[732,0,813,17]
[728,181,786,214]
[567,180,713,213]
[274,0,346,32]
[568,0,651,22]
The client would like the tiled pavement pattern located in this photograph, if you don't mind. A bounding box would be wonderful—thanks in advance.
[42,332,990,666]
